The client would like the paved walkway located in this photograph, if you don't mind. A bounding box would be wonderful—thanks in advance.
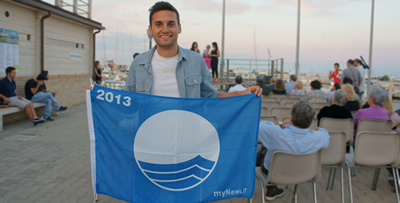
[0,103,398,203]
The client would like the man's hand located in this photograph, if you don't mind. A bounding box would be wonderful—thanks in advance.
[86,81,97,91]
[51,91,57,95]
[3,97,10,103]
[243,86,262,97]
[38,80,45,86]
[18,96,22,100]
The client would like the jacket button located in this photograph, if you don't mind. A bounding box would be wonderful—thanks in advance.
[150,75,153,78]
[194,80,196,83]
[136,86,138,89]
[146,89,149,92]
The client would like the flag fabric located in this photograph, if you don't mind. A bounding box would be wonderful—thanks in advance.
[86,85,261,203]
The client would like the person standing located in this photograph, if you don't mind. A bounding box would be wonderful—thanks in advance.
[117,2,261,98]
[190,42,200,54]
[94,61,102,85]
[210,42,220,79]
[329,63,342,84]
[354,58,365,100]
[203,45,211,70]
[0,67,44,125]
[340,59,361,91]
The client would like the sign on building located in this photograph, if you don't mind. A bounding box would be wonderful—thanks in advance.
[0,28,19,72]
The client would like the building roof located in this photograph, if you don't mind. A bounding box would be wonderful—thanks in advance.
[11,0,105,30]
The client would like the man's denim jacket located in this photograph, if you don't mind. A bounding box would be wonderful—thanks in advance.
[124,46,218,98]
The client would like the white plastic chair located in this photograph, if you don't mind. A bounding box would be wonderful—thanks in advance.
[350,111,357,118]
[280,98,300,106]
[261,101,280,115]
[262,97,277,102]
[320,118,354,145]
[270,95,287,101]
[254,150,322,203]
[357,119,392,134]
[288,95,305,99]
[346,131,400,202]
[260,116,277,123]
[271,107,291,122]
[321,132,353,203]
[284,101,295,108]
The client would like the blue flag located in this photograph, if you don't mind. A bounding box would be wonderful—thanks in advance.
[86,85,261,203]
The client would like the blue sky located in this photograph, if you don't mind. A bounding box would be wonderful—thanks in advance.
[43,0,400,76]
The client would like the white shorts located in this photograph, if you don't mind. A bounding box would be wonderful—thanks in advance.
[9,96,31,109]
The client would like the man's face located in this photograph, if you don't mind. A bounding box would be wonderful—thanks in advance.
[149,10,181,49]
[354,61,360,67]
[7,70,16,79]
[334,65,339,71]
[346,62,351,68]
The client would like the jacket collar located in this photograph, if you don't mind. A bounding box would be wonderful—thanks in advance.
[140,45,187,73]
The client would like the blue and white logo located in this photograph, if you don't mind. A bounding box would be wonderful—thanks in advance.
[134,110,220,191]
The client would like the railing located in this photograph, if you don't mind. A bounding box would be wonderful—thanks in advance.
[220,58,284,81]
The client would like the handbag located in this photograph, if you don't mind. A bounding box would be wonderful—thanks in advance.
[349,67,360,93]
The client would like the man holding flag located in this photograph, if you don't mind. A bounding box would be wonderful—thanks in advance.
[86,2,263,202]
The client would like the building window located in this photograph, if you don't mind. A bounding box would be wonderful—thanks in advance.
[47,38,84,49]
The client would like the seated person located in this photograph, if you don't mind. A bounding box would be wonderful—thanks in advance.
[304,80,328,103]
[271,79,286,95]
[285,74,297,93]
[24,73,67,121]
[342,77,361,102]
[228,76,247,93]
[258,100,330,201]
[255,75,270,96]
[290,81,305,95]
[342,84,361,111]
[268,77,276,91]
[391,109,400,131]
[317,89,353,126]
[326,82,341,104]
[354,86,389,138]
[41,70,57,96]
[0,67,44,125]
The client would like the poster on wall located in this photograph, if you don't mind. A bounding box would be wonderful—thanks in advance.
[0,28,19,72]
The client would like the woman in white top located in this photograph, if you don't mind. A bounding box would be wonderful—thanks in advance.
[203,45,211,70]
[290,81,305,95]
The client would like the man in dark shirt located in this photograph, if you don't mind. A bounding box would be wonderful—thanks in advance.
[0,67,44,124]
[24,73,67,121]
[255,75,270,96]
[317,89,353,126]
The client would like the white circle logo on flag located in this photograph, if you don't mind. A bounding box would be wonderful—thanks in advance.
[134,110,220,191]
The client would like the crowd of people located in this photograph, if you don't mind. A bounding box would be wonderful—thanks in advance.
[0,67,67,126]
[190,41,220,80]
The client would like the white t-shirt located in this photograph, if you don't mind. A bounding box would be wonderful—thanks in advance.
[228,84,247,93]
[150,50,180,97]
[356,65,365,92]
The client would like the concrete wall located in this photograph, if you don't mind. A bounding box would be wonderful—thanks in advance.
[0,1,97,123]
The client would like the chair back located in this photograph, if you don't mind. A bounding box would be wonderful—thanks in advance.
[288,95,305,99]
[320,118,354,144]
[312,102,329,109]
[357,119,392,133]
[261,101,280,115]
[271,107,291,121]
[268,150,322,185]
[260,116,277,123]
[270,95,287,101]
[282,116,290,123]
[262,96,277,101]
[354,131,400,167]
[280,98,300,106]
[321,132,346,166]
[350,111,357,118]
[284,101,295,108]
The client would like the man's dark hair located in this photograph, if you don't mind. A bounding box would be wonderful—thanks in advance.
[290,74,297,82]
[5,66,15,75]
[235,76,242,84]
[347,59,355,65]
[334,82,341,90]
[310,80,321,90]
[149,1,180,25]
[133,53,140,59]
[334,63,340,67]
[354,58,361,64]
[342,77,353,85]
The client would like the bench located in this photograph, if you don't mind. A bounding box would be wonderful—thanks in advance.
[0,103,45,132]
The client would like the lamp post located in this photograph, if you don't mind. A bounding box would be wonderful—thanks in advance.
[294,0,301,78]
[366,0,375,96]
[220,0,226,79]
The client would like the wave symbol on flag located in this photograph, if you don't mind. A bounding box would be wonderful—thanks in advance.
[134,110,220,192]
[138,155,214,190]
